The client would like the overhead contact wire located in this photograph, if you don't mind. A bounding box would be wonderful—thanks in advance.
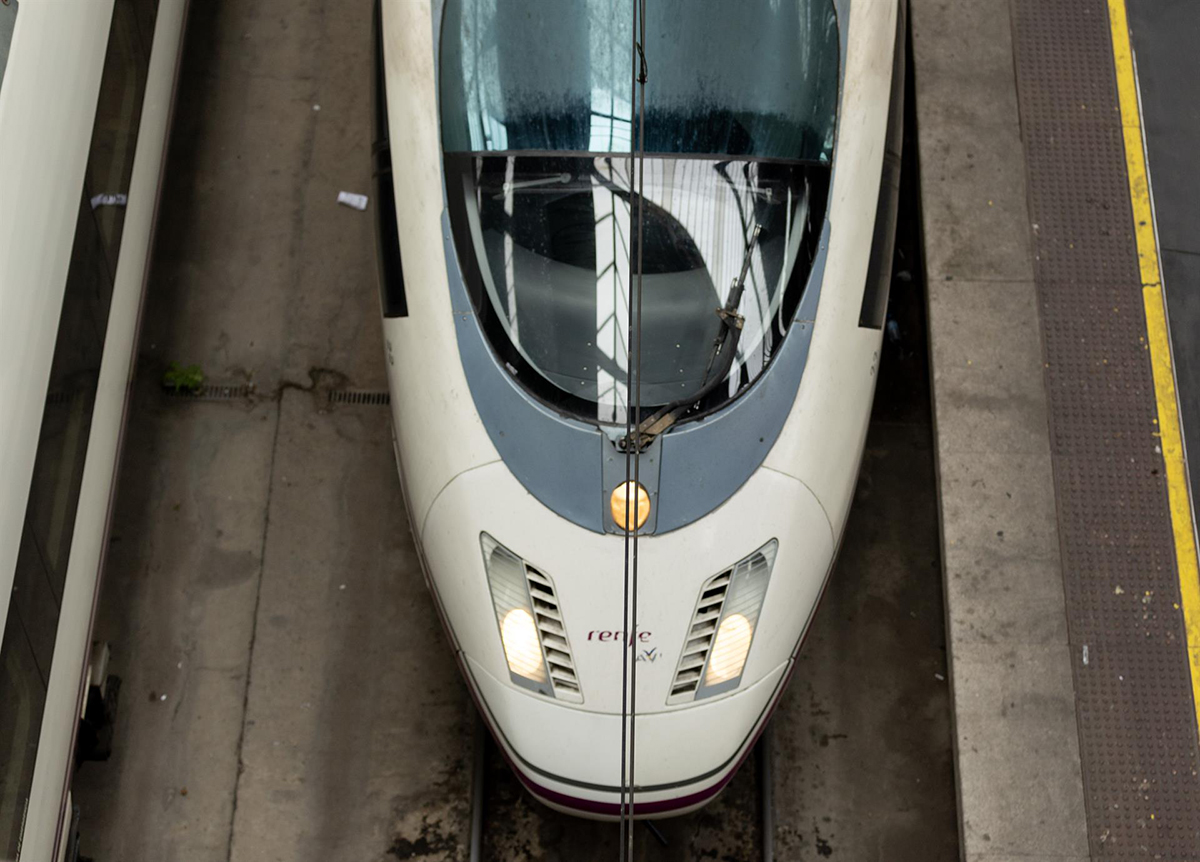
[619,1,647,858]
[617,0,635,857]
[629,0,647,856]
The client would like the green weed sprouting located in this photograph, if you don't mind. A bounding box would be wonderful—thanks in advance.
[162,361,205,394]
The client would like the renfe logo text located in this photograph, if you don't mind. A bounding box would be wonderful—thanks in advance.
[587,630,652,644]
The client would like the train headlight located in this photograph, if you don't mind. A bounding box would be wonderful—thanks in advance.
[705,613,754,685]
[481,534,585,702]
[669,540,777,703]
[482,534,549,689]
[500,608,545,680]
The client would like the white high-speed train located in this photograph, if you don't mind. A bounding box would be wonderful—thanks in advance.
[376,0,905,818]
[0,1,188,858]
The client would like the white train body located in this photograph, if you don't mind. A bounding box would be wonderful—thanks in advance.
[0,1,187,857]
[378,0,903,818]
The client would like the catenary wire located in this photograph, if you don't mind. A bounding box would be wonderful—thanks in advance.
[619,0,647,858]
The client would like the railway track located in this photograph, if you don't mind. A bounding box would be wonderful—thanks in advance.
[467,717,775,862]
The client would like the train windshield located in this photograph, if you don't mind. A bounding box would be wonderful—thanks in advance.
[441,0,839,425]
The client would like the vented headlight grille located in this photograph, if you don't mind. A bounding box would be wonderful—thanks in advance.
[482,533,583,703]
[667,540,777,704]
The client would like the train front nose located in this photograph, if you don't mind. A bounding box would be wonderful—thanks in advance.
[464,653,790,818]
[420,460,833,818]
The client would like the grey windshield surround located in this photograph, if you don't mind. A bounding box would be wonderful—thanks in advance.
[442,214,829,535]
[432,1,847,535]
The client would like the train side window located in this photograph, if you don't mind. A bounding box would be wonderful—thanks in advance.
[0,0,158,853]
[0,158,107,862]
[87,0,156,282]
[0,0,15,97]
[20,0,158,598]
[0,610,47,860]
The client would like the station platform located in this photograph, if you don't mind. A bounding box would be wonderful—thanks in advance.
[914,0,1200,858]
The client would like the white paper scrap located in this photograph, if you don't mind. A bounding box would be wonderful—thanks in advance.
[90,193,128,209]
[337,191,368,211]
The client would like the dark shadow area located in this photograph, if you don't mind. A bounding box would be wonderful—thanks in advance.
[1126,1,1200,518]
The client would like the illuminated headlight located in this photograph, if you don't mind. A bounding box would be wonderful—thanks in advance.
[481,533,583,702]
[706,612,754,685]
[669,540,777,703]
[500,607,545,681]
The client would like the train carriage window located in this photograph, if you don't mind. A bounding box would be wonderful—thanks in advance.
[0,615,46,862]
[0,0,16,97]
[88,0,157,279]
[0,0,157,855]
[441,0,838,425]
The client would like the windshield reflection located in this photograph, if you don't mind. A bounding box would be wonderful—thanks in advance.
[447,154,822,424]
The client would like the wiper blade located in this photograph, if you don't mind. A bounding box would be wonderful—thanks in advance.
[620,224,761,452]
[493,172,573,199]
[700,223,760,384]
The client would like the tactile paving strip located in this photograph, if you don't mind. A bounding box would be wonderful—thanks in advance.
[1011,0,1200,855]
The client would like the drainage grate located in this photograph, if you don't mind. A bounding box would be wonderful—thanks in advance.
[327,389,391,406]
[165,383,254,401]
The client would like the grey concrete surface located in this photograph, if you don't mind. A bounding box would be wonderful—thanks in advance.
[918,123,1034,285]
[138,2,384,394]
[227,390,469,861]
[926,282,1050,456]
[912,0,1091,858]
[911,0,1031,285]
[906,0,1021,130]
[954,644,1087,856]
[71,0,467,859]
[72,392,277,861]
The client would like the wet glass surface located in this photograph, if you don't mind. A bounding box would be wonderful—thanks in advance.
[440,0,838,162]
[447,153,824,423]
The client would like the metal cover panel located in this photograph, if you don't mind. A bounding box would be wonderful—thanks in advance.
[1011,0,1200,855]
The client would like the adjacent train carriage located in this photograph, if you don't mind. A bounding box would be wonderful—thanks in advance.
[0,1,188,857]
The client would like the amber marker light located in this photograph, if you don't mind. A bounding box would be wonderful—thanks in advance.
[610,481,651,531]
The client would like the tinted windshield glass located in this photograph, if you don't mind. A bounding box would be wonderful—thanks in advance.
[441,0,838,425]
[442,0,838,161]
[447,154,825,422]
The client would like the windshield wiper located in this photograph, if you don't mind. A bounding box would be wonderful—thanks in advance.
[619,223,761,452]
[493,172,573,199]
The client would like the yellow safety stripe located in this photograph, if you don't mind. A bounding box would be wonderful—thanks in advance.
[1107,0,1200,741]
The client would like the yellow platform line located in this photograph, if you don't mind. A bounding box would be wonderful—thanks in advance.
[1108,0,1200,741]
